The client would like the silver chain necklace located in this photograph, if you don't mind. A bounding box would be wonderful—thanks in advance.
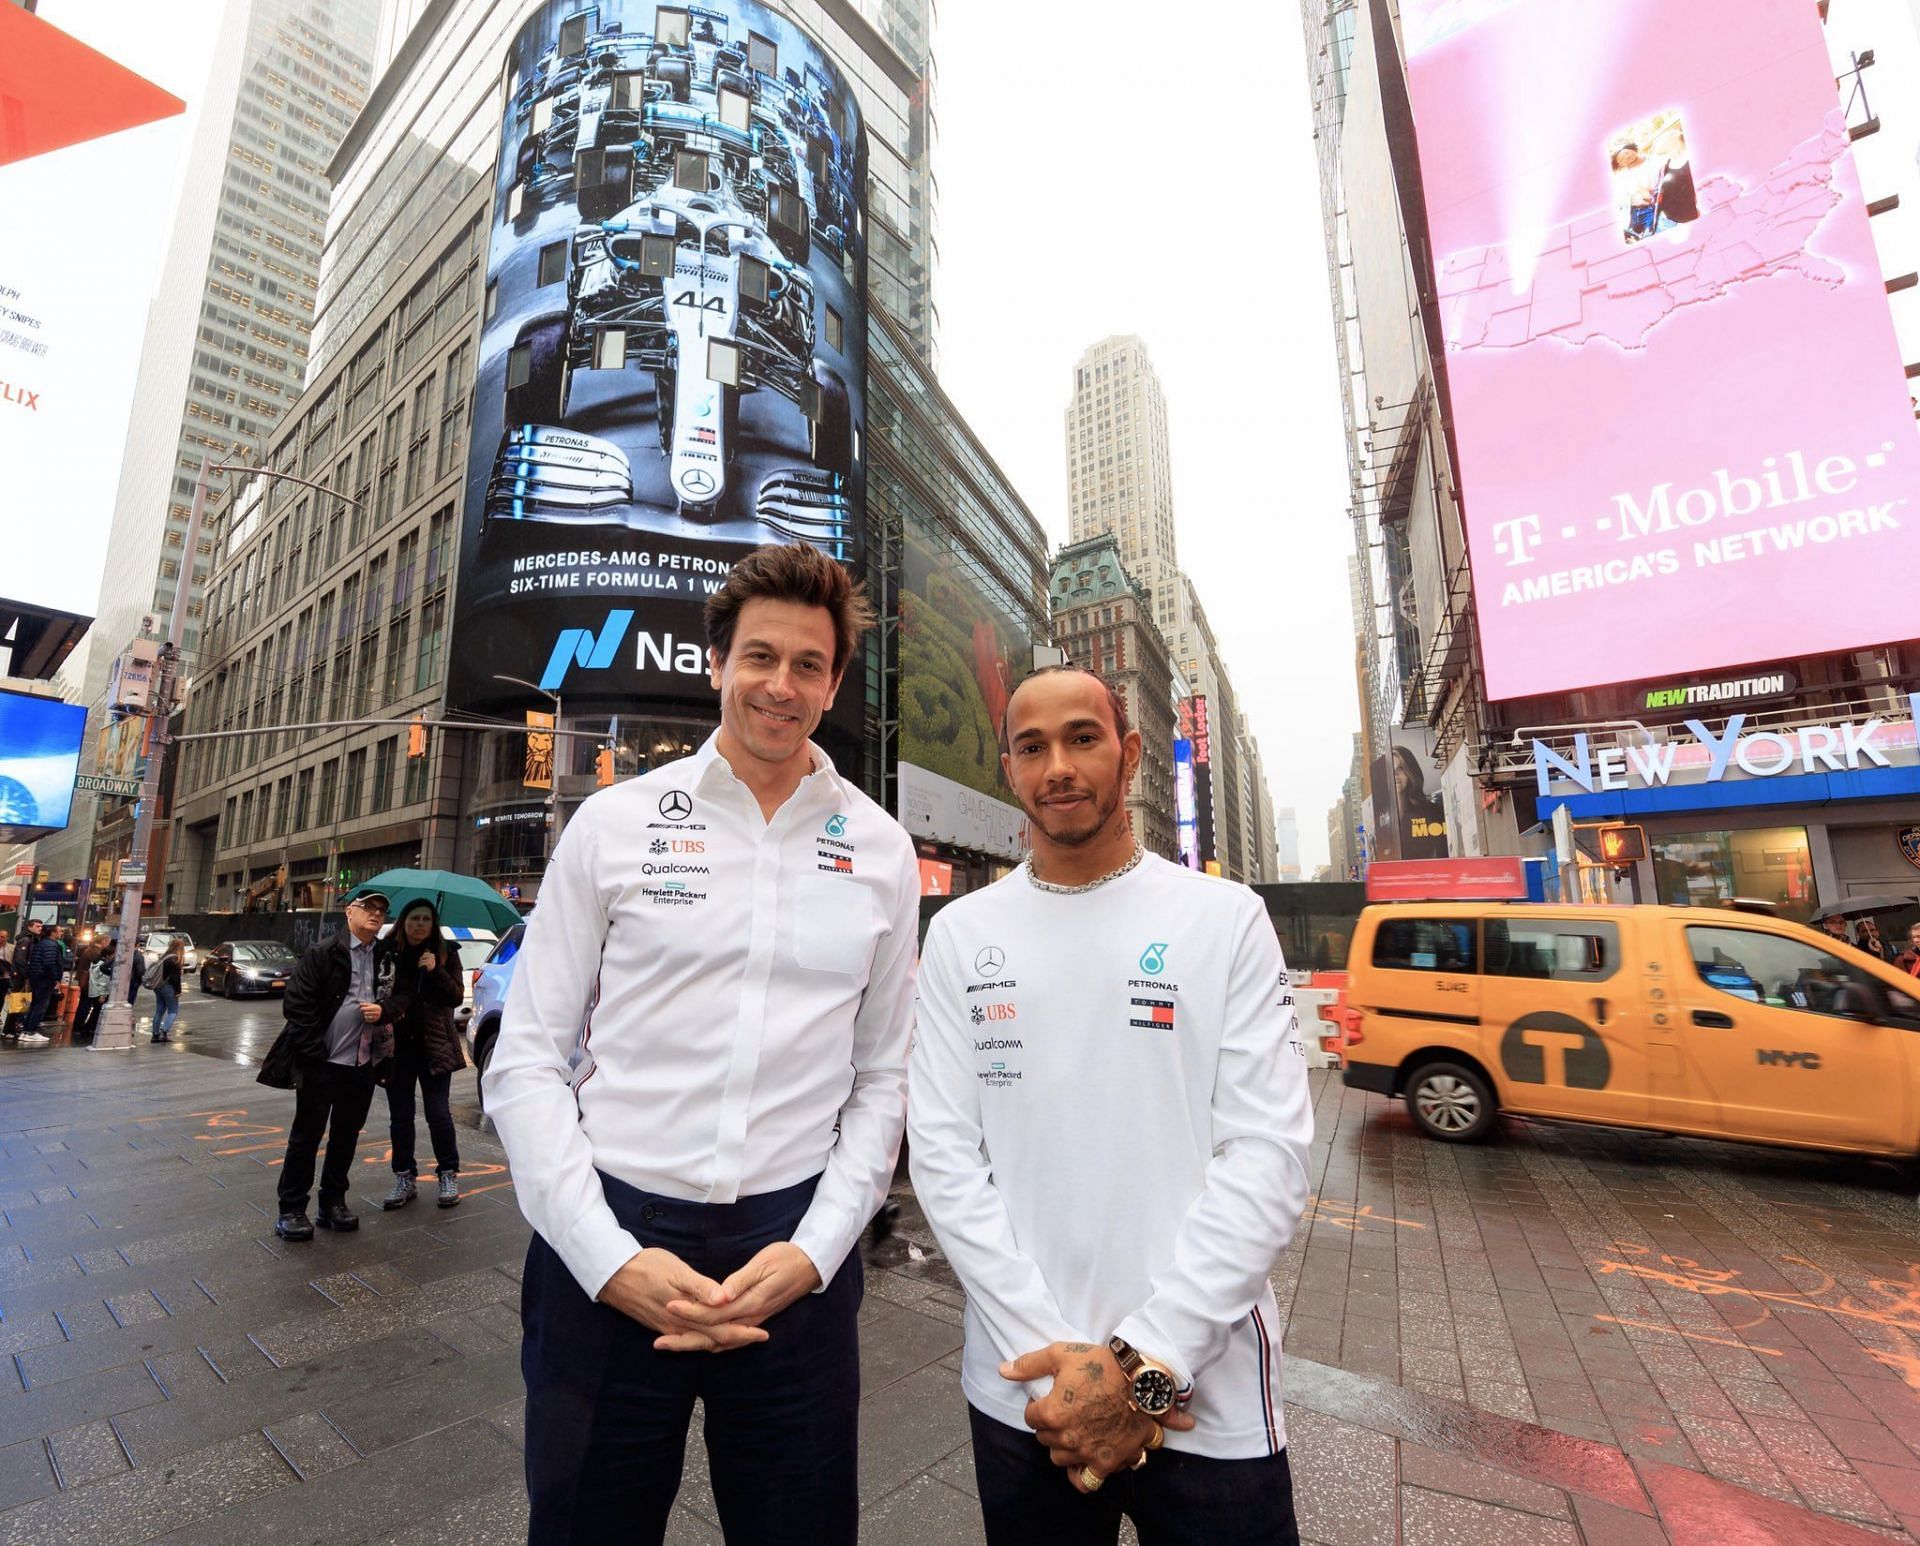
[1025,844,1144,895]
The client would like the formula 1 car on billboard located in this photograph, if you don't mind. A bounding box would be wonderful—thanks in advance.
[487,4,860,551]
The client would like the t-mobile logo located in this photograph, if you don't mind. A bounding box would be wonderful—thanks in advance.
[1491,515,1543,565]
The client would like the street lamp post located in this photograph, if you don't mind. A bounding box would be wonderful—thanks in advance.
[492,673,565,863]
[94,456,362,1052]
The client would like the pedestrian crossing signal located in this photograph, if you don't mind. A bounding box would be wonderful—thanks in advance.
[408,717,426,758]
[595,747,615,786]
[1598,824,1647,864]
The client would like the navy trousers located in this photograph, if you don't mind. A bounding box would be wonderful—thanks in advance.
[969,1406,1300,1546]
[522,1171,862,1545]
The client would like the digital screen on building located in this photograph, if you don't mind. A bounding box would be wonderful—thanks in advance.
[447,1,868,737]
[898,524,1028,803]
[1401,0,1920,699]
[1173,737,1199,869]
[0,690,87,841]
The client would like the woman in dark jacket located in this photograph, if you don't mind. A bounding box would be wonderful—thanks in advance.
[378,900,467,1209]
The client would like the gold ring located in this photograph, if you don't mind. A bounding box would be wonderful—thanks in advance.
[1130,1448,1149,1470]
[1077,1465,1104,1492]
[1145,1424,1165,1451]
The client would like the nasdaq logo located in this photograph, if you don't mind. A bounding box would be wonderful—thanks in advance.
[540,610,634,692]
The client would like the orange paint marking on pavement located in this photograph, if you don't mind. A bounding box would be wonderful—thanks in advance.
[1595,1257,1920,1336]
[1594,1314,1783,1356]
[1305,1196,1427,1234]
[1870,1350,1920,1389]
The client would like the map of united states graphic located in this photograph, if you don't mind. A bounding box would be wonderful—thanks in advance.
[1438,115,1852,354]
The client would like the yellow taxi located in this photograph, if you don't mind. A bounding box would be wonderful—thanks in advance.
[1337,902,1920,1154]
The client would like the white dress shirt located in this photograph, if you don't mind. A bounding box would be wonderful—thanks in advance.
[908,855,1315,1458]
[486,733,920,1298]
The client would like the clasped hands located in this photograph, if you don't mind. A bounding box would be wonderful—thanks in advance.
[597,1241,821,1352]
[1001,1342,1195,1492]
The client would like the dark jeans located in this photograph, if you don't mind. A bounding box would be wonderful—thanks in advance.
[522,1170,861,1546]
[73,994,100,1044]
[277,1062,378,1213]
[968,1406,1299,1546]
[385,1046,459,1176]
[20,980,58,1037]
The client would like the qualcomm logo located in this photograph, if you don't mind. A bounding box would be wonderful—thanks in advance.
[540,610,633,692]
[1139,942,1169,974]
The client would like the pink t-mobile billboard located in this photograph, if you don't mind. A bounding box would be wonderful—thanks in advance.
[1402,0,1920,700]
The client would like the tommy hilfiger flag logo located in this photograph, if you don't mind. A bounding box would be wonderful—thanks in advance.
[1129,997,1175,1030]
[815,850,854,874]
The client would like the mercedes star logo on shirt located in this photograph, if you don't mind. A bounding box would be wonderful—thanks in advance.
[659,791,693,821]
[974,946,1005,977]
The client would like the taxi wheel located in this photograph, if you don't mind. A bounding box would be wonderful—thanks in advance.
[1405,1061,1496,1143]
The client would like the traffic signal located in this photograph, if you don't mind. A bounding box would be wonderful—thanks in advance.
[1598,824,1647,865]
[408,717,427,758]
[595,747,615,786]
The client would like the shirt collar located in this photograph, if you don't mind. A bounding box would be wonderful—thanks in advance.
[687,730,846,804]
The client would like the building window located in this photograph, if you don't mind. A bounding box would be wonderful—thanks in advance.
[369,737,397,814]
[537,241,567,287]
[437,342,470,477]
[404,741,430,805]
[403,376,436,503]
[825,305,842,352]
[383,613,412,701]
[1651,826,1815,924]
[273,777,292,837]
[317,758,339,826]
[341,748,367,820]
[416,594,447,689]
[293,766,314,832]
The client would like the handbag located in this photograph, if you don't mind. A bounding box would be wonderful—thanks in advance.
[3,990,27,1016]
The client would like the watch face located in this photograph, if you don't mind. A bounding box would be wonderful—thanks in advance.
[1132,1368,1177,1415]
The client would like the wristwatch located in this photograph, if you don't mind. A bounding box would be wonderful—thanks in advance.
[1108,1336,1179,1417]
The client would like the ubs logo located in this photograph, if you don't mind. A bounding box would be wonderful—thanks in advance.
[659,791,693,822]
[1500,1012,1610,1089]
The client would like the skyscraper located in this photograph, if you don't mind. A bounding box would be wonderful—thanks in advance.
[1063,334,1273,882]
[1065,335,1180,638]
[35,0,379,888]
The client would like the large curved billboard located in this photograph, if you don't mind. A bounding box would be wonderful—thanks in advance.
[448,1,868,722]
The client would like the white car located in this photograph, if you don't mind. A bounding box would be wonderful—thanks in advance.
[139,931,199,972]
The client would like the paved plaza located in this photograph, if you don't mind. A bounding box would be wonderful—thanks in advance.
[0,992,1918,1541]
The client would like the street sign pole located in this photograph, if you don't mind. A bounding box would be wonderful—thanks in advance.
[94,457,209,1051]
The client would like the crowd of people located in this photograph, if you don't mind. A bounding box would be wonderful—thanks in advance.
[0,920,155,1046]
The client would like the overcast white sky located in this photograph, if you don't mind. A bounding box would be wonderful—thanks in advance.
[928,3,1358,869]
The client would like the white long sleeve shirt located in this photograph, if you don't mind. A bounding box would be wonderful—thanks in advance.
[907,854,1314,1459]
[485,733,919,1299]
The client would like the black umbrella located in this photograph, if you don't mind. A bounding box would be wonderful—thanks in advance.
[1807,894,1920,924]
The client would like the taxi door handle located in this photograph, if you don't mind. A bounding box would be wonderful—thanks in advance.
[1692,1009,1735,1029]
[1592,997,1608,1026]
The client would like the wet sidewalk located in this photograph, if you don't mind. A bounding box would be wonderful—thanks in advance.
[0,1034,1909,1542]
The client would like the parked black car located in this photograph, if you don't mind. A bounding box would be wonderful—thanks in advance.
[200,941,297,998]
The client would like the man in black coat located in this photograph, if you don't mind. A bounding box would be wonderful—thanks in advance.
[19,921,65,1045]
[263,892,400,1240]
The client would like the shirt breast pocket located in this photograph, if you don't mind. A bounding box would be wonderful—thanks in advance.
[790,875,880,977]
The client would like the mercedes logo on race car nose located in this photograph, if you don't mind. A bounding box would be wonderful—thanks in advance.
[659,791,693,821]
[681,468,716,496]
[974,946,1005,977]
